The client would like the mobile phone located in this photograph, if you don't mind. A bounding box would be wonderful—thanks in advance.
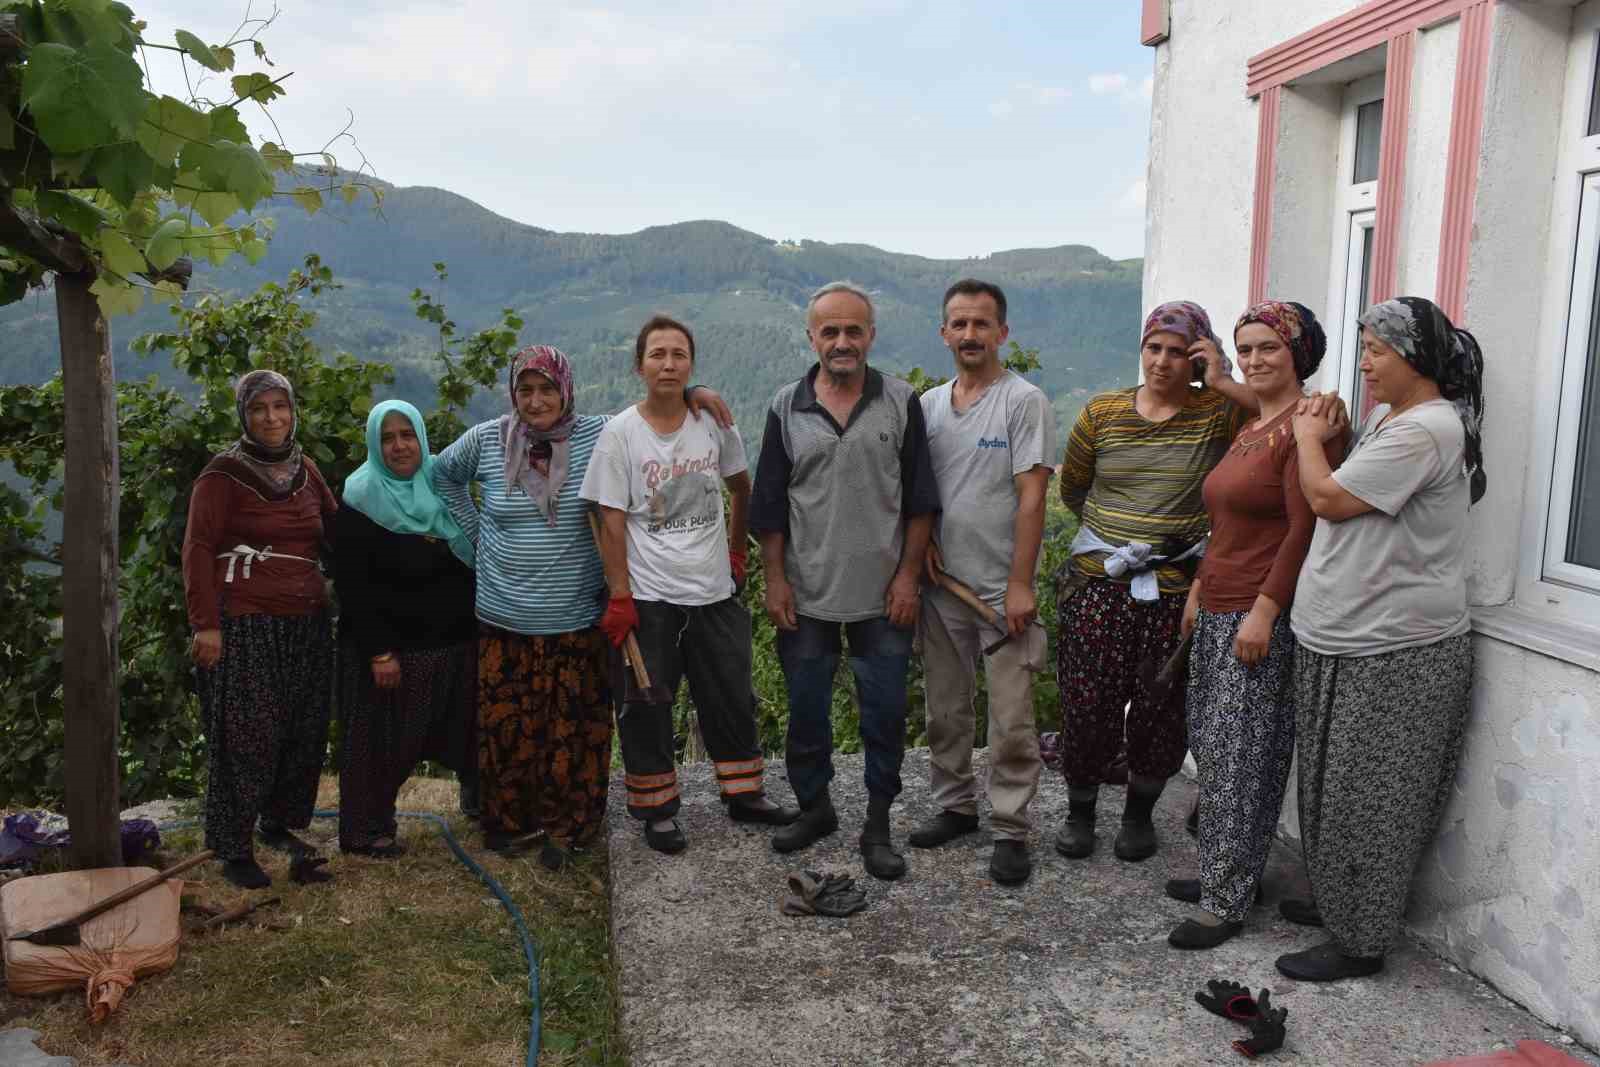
[1190,354,1206,383]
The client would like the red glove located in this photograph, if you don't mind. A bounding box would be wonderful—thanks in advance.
[729,550,748,585]
[600,595,638,648]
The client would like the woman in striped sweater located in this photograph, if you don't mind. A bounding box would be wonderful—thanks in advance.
[435,345,730,865]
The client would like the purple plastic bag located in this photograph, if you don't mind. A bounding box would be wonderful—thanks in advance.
[0,813,161,869]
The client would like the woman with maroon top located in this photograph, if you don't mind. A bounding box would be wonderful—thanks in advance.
[1164,301,1344,949]
[182,369,339,889]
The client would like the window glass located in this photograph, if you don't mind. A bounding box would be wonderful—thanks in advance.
[1588,30,1600,137]
[1567,242,1600,568]
[1353,99,1383,183]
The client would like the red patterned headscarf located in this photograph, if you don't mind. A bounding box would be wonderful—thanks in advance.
[1235,300,1327,382]
[1141,300,1220,349]
[500,345,578,525]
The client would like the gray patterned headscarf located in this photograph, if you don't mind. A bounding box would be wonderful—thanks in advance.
[1358,296,1486,505]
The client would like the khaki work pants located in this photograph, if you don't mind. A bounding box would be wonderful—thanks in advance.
[919,586,1045,841]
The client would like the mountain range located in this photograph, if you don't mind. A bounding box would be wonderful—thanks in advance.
[0,174,1146,442]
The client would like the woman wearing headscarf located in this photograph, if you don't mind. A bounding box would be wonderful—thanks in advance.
[1165,301,1344,950]
[1276,295,1486,981]
[433,345,731,866]
[182,369,339,889]
[1053,300,1260,863]
[333,400,477,857]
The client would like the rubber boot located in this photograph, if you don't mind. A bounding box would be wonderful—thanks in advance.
[1114,774,1165,861]
[859,793,906,881]
[773,791,839,854]
[1053,785,1098,858]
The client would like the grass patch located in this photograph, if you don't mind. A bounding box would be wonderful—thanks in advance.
[0,775,625,1066]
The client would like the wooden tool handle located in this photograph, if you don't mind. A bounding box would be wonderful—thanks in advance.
[935,572,1004,629]
[59,849,215,928]
[586,509,657,692]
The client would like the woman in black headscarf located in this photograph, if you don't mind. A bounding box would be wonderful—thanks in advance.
[1275,296,1486,981]
[182,369,339,888]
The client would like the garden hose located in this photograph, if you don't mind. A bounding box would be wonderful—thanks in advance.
[157,809,542,1067]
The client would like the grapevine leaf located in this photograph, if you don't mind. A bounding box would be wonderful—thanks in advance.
[151,280,184,303]
[208,105,249,145]
[240,237,268,265]
[174,30,224,72]
[189,190,240,226]
[136,95,209,167]
[288,186,322,215]
[259,141,294,172]
[89,274,144,317]
[230,72,284,104]
[98,227,146,278]
[0,270,29,306]
[340,183,360,205]
[144,217,187,270]
[88,141,156,206]
[252,40,272,65]
[212,45,236,71]
[21,41,146,155]
[199,141,271,210]
[35,189,109,237]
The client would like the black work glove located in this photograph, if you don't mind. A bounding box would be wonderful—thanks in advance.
[1231,989,1287,1058]
[1194,979,1260,1023]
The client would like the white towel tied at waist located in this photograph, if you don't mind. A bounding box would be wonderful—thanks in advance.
[217,544,316,583]
[1068,527,1206,602]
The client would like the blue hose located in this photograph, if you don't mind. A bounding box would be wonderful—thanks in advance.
[157,808,542,1067]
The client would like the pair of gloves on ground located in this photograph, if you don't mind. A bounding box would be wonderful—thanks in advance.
[1196,979,1289,1058]
[780,870,868,918]
[599,551,747,647]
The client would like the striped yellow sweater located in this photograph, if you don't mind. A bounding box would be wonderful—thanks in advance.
[1059,387,1246,594]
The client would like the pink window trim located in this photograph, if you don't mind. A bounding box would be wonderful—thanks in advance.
[1141,0,1170,46]
[1436,0,1494,323]
[1246,0,1481,96]
[1369,30,1416,305]
[1248,87,1281,305]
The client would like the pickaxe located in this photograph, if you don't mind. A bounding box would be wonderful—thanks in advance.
[7,849,214,946]
[585,509,673,704]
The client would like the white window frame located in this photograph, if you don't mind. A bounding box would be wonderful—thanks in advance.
[1516,1,1600,631]
[1317,75,1384,401]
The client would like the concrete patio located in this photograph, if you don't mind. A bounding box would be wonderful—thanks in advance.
[607,748,1598,1066]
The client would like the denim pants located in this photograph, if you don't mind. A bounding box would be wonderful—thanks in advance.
[777,613,913,807]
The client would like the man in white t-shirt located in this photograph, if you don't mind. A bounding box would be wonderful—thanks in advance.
[911,280,1055,886]
[579,315,799,854]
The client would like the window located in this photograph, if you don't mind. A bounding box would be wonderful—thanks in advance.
[1519,0,1600,628]
[1320,74,1382,414]
[1545,171,1600,591]
[1353,99,1383,182]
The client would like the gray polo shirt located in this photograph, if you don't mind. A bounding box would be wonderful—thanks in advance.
[750,364,941,622]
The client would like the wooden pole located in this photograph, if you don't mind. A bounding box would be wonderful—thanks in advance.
[56,269,122,870]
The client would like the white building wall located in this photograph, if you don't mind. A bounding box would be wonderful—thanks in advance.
[1148,0,1600,1047]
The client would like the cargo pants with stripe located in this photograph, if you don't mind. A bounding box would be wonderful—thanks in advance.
[617,597,769,819]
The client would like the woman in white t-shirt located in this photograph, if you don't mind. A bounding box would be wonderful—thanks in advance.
[1276,296,1487,983]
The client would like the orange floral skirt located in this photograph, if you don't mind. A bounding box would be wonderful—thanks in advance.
[477,623,613,848]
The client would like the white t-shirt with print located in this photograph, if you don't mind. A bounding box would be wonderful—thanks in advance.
[578,405,747,606]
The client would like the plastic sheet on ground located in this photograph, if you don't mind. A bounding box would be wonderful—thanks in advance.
[1,866,185,1022]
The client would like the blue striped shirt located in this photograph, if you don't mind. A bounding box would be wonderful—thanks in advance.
[434,415,607,635]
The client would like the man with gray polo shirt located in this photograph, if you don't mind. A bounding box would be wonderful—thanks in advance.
[750,280,940,881]
[910,279,1055,886]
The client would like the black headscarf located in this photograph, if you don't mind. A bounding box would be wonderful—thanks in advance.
[1358,296,1486,505]
[1234,300,1327,382]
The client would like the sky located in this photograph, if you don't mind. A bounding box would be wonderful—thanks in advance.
[135,2,1154,261]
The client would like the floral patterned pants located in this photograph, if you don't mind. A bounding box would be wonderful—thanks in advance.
[477,624,613,848]
[1055,578,1188,786]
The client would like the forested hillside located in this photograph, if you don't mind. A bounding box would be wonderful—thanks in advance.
[0,173,1145,440]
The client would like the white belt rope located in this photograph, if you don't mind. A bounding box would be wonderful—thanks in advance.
[217,544,316,583]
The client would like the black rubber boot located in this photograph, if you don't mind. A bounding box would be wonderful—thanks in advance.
[1053,785,1098,859]
[1114,774,1165,862]
[908,809,979,849]
[859,793,906,881]
[773,791,839,854]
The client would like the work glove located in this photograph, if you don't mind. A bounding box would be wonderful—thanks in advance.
[729,549,748,592]
[1231,989,1287,1058]
[1194,978,1261,1023]
[600,595,639,648]
[781,869,868,918]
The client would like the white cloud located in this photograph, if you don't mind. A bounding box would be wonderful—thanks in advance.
[1030,84,1071,105]
[1088,73,1130,95]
